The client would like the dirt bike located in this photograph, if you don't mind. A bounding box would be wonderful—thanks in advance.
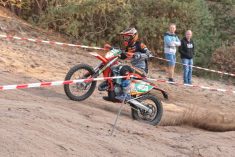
[64,46,168,126]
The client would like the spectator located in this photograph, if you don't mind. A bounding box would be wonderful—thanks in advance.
[164,23,181,82]
[179,30,194,84]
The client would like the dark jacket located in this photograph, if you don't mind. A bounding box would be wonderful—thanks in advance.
[179,37,194,59]
[120,41,152,73]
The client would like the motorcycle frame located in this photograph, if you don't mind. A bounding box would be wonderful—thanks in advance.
[89,52,168,99]
[90,52,119,91]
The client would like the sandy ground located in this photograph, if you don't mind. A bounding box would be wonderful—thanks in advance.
[0,7,235,157]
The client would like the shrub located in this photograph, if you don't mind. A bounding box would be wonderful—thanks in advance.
[2,0,225,69]
[35,0,221,67]
[211,46,235,75]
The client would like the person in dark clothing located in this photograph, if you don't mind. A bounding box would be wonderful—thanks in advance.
[119,28,152,75]
[179,30,195,84]
[114,27,152,101]
[102,28,152,102]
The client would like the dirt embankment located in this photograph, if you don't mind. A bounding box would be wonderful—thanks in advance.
[0,7,235,157]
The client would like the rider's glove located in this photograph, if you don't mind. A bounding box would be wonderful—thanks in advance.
[120,50,128,59]
[133,53,141,60]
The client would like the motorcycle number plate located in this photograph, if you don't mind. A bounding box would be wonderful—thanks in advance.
[131,82,153,93]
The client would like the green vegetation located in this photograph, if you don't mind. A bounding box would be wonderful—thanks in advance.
[1,0,234,74]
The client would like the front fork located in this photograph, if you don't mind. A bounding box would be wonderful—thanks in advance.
[93,59,118,91]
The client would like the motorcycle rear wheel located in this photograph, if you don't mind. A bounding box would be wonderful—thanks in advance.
[64,64,97,101]
[131,94,163,126]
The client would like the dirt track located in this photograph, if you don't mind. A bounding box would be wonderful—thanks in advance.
[0,7,235,157]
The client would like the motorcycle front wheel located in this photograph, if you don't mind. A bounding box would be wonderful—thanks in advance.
[64,64,97,101]
[131,94,163,126]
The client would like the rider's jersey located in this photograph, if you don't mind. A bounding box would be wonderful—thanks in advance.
[120,41,152,73]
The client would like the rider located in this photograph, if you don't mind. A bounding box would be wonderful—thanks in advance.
[103,27,152,101]
[119,27,152,74]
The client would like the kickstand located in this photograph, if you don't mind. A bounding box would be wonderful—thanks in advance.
[110,95,127,136]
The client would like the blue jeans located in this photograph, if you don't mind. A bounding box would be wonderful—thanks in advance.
[182,58,193,84]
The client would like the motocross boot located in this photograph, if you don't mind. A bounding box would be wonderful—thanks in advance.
[103,91,122,103]
[98,81,108,91]
[115,80,132,102]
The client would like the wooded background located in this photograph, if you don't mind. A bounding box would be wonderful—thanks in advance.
[1,0,234,75]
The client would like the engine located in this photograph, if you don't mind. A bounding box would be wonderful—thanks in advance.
[113,83,122,96]
[111,65,124,96]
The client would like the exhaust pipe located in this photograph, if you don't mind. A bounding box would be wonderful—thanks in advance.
[128,99,152,114]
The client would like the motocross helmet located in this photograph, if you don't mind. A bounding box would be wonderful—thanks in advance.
[119,28,138,47]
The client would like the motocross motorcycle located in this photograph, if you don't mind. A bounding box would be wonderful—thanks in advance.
[64,46,168,126]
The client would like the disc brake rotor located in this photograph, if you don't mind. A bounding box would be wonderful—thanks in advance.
[73,81,91,91]
[138,103,156,120]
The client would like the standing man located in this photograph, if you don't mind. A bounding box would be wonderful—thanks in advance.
[164,23,181,82]
[179,30,194,84]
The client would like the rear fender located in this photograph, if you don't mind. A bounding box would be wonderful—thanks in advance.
[153,86,168,100]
